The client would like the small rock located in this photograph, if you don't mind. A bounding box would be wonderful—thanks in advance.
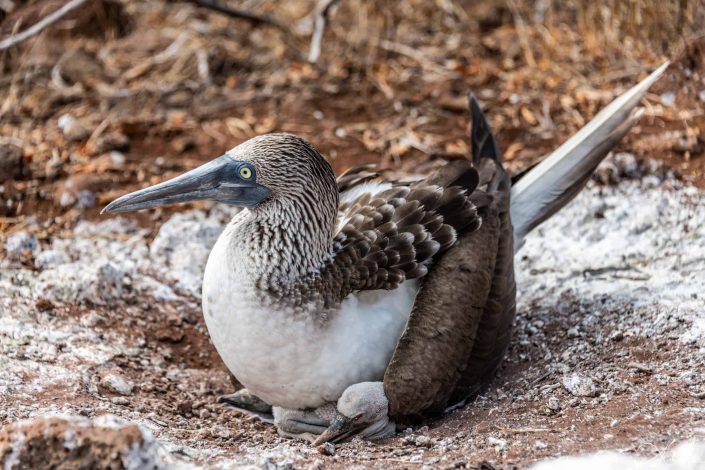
[210,426,231,439]
[488,436,507,453]
[567,327,579,338]
[35,249,69,269]
[109,151,126,166]
[34,298,54,312]
[610,331,624,342]
[0,143,23,181]
[547,396,561,412]
[37,260,131,305]
[660,91,676,107]
[54,174,100,209]
[0,415,172,469]
[176,401,193,416]
[628,362,653,374]
[99,373,134,396]
[414,435,433,447]
[155,327,184,343]
[58,114,90,141]
[149,211,227,296]
[317,441,336,456]
[562,373,598,397]
[4,231,39,259]
[699,90,705,103]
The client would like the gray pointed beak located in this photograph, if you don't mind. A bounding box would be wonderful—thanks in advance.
[101,155,271,214]
[312,413,365,445]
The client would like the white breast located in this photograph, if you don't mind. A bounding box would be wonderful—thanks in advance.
[202,231,419,409]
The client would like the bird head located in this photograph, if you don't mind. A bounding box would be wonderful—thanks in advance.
[313,382,395,444]
[101,133,337,214]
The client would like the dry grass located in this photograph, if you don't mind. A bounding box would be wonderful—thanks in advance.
[0,0,703,232]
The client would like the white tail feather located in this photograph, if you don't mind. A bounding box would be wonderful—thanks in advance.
[511,62,669,251]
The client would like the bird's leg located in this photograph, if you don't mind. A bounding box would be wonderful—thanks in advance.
[313,382,396,444]
[219,388,273,423]
[272,403,336,442]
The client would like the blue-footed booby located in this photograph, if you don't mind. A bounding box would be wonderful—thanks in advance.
[103,63,668,443]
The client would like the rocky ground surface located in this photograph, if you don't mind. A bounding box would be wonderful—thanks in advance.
[2,0,705,468]
[2,165,705,469]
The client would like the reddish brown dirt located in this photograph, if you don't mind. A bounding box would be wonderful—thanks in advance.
[2,1,705,468]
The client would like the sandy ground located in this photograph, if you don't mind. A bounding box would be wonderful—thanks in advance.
[2,166,705,468]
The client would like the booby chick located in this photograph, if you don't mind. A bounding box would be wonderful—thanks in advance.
[103,63,668,443]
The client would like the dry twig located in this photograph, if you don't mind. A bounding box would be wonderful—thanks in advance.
[186,0,286,33]
[185,0,303,60]
[307,0,341,63]
[0,0,89,51]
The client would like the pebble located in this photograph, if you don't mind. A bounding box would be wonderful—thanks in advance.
[547,396,561,412]
[109,151,126,166]
[210,426,231,439]
[488,436,507,452]
[54,175,99,209]
[110,397,129,405]
[34,250,69,269]
[177,401,193,416]
[317,442,335,456]
[5,231,39,259]
[100,373,134,396]
[0,143,23,181]
[58,114,90,141]
[610,331,624,342]
[660,91,676,107]
[562,373,597,397]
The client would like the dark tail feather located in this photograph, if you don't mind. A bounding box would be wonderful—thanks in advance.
[510,62,669,251]
[469,95,502,166]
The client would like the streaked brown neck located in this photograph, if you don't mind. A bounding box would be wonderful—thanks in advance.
[227,194,337,294]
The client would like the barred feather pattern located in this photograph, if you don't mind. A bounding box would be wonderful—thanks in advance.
[226,134,483,316]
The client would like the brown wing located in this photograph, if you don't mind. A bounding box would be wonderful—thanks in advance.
[384,96,516,418]
[320,168,482,299]
[447,159,515,405]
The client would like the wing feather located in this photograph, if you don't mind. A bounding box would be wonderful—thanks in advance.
[325,166,482,297]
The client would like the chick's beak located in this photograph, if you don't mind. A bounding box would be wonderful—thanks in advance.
[101,155,271,213]
[312,413,365,445]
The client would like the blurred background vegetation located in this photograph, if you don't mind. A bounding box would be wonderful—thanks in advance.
[0,0,703,234]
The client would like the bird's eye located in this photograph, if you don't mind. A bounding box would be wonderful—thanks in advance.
[239,166,253,179]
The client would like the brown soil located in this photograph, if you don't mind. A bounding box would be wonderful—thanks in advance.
[2,1,705,468]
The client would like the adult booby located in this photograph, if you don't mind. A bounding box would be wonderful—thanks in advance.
[103,63,667,443]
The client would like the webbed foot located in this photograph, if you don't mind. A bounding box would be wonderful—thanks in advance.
[219,388,273,423]
[273,404,336,442]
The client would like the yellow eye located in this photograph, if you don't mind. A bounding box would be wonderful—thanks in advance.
[239,166,253,179]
